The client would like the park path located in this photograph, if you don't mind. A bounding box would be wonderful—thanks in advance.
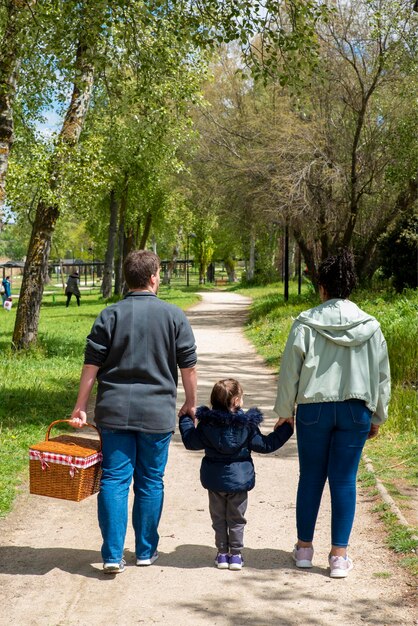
[0,291,415,626]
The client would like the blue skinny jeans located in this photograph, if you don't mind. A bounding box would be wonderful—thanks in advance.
[296,400,371,547]
[98,428,172,564]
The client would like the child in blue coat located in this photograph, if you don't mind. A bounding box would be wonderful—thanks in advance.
[179,378,293,570]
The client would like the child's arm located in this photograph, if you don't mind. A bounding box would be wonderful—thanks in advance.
[179,414,206,450]
[249,422,293,454]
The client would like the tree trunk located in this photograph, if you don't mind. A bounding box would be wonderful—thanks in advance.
[114,183,128,295]
[101,189,118,299]
[166,236,181,284]
[247,231,256,281]
[293,226,319,291]
[11,201,58,347]
[139,212,152,250]
[124,228,135,258]
[342,61,384,249]
[0,0,36,222]
[12,2,100,349]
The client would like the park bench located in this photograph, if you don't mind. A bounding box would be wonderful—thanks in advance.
[215,278,229,286]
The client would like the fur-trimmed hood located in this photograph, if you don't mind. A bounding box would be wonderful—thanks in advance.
[196,406,264,428]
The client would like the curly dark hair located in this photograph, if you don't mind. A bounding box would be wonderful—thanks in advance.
[317,249,357,299]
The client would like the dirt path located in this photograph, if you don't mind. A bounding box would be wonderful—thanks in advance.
[0,291,415,626]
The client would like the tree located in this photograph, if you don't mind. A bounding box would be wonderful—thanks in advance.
[5,0,337,348]
[186,2,418,287]
[13,0,107,349]
[0,0,38,223]
[282,0,418,283]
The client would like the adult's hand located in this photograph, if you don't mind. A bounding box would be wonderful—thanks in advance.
[368,423,380,439]
[178,403,196,421]
[274,417,294,431]
[179,366,197,421]
[69,408,88,428]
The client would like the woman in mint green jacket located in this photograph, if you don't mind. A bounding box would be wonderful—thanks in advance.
[274,249,390,579]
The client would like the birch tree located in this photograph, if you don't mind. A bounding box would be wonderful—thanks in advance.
[13,0,107,349]
[0,0,37,225]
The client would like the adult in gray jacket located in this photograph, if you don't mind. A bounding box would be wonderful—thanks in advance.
[70,250,197,574]
[65,271,81,307]
[275,249,390,579]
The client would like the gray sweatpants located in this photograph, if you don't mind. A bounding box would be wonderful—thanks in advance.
[208,490,248,554]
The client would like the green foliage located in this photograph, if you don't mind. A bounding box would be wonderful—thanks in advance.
[378,213,418,292]
[356,291,418,387]
[0,222,28,260]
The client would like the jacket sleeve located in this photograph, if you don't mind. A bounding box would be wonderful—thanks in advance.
[84,310,115,367]
[179,415,206,450]
[373,333,391,425]
[176,312,197,369]
[249,422,293,453]
[274,321,306,418]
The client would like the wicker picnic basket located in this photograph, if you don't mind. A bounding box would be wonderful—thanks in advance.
[29,420,102,502]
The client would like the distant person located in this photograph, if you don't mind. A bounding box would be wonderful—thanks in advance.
[179,378,293,570]
[3,296,12,311]
[70,250,197,574]
[274,249,390,578]
[1,275,11,305]
[65,271,81,307]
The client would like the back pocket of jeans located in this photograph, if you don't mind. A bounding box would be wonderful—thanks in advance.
[296,404,322,426]
[347,401,371,425]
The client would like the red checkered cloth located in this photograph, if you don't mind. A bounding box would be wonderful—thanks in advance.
[29,450,103,477]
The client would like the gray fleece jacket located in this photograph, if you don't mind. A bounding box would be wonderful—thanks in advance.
[84,291,197,432]
[274,299,390,425]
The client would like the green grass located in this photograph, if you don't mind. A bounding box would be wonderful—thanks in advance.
[0,286,200,517]
[359,487,418,576]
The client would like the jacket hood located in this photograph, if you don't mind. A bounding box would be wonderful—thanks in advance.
[296,299,380,347]
[196,406,263,427]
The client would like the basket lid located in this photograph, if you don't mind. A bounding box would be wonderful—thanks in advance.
[30,435,100,458]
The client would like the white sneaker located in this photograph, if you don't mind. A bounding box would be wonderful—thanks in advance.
[136,551,159,566]
[292,544,314,568]
[329,555,353,578]
[103,559,126,574]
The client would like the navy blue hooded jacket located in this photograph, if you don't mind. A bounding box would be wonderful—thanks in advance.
[179,406,293,493]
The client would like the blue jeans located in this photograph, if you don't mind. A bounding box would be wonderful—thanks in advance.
[98,429,172,563]
[296,401,371,547]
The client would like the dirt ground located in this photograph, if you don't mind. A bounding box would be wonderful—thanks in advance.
[0,291,416,626]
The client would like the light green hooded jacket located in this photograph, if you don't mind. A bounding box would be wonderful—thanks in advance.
[274,299,390,425]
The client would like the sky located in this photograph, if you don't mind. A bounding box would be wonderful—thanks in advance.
[37,108,63,138]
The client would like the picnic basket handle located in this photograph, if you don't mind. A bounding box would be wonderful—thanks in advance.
[45,419,102,450]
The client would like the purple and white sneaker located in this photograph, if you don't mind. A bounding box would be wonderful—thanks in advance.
[229,554,243,571]
[292,544,314,568]
[215,552,229,569]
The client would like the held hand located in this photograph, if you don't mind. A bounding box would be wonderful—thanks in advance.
[274,417,295,431]
[178,403,196,420]
[69,408,88,428]
[367,424,380,439]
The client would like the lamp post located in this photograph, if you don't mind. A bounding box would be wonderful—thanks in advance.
[88,246,95,287]
[297,246,302,295]
[186,233,196,287]
[283,222,289,302]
